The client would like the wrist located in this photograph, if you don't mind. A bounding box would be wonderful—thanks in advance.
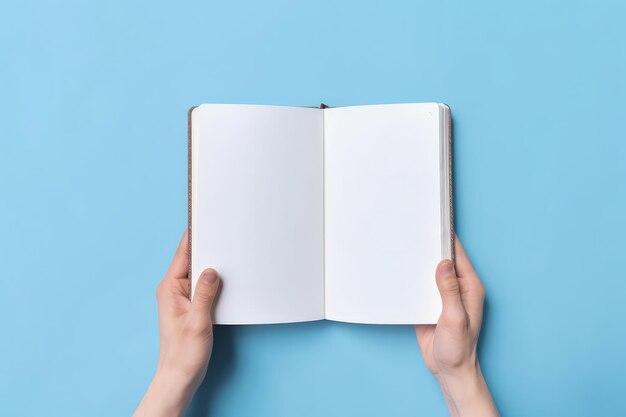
[436,363,498,417]
[154,363,204,401]
[156,356,206,390]
[135,368,199,417]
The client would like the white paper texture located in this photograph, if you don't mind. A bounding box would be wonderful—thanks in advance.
[323,104,443,324]
[191,104,325,324]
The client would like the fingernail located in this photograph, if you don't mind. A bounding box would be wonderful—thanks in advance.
[441,260,454,276]
[201,269,218,284]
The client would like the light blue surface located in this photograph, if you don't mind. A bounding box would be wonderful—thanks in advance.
[1,1,625,416]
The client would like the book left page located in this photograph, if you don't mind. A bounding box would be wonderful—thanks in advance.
[191,104,325,324]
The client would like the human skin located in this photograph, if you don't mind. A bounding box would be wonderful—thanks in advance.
[133,231,220,417]
[415,238,499,416]
[134,232,498,417]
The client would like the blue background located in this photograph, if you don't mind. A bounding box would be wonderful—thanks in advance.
[1,1,625,416]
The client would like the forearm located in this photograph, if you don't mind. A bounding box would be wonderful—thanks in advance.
[133,368,198,417]
[436,364,499,417]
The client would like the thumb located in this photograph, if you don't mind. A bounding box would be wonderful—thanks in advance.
[192,268,220,317]
[435,260,466,322]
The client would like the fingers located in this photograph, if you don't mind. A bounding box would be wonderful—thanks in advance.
[454,236,485,328]
[191,268,220,325]
[435,260,467,324]
[454,237,478,279]
[157,230,191,300]
[166,229,191,280]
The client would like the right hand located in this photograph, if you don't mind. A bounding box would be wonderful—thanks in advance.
[414,237,499,417]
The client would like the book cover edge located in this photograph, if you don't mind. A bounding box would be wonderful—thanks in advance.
[188,105,198,298]
[448,107,455,263]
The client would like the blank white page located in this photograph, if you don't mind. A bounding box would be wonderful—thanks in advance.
[191,104,324,324]
[324,104,443,324]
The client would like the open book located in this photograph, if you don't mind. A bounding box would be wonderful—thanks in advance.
[189,103,453,325]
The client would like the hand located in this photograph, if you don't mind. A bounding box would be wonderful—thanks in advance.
[415,237,498,417]
[134,230,220,417]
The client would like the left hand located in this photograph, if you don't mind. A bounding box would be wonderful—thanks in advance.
[134,230,220,417]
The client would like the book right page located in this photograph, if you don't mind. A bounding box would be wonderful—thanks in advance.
[324,104,445,324]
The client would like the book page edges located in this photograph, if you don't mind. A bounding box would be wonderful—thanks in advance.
[439,104,454,262]
[188,105,198,299]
